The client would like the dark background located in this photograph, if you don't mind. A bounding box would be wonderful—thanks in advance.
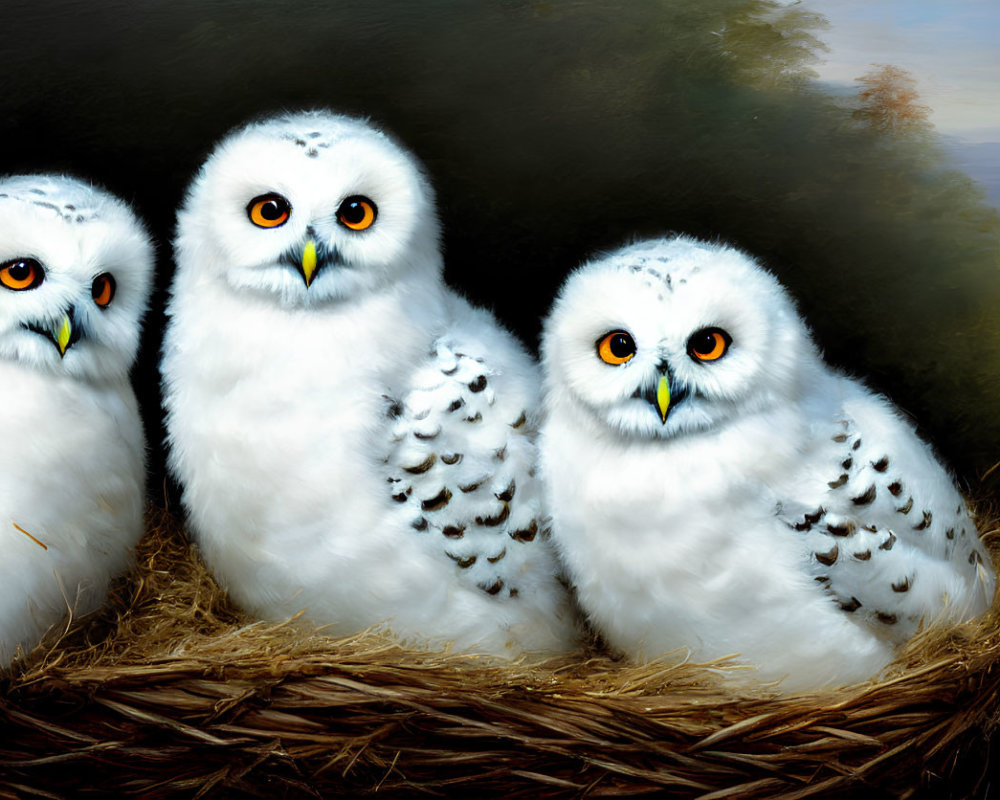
[4,0,1000,492]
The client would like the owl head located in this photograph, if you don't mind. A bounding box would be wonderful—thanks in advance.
[175,110,442,307]
[542,236,821,441]
[0,175,153,381]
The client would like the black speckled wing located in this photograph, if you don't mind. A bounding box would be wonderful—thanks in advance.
[383,338,545,600]
[780,412,994,640]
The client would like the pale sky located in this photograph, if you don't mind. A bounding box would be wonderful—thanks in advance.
[807,0,1000,142]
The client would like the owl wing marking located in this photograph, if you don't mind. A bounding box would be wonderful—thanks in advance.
[384,338,543,600]
[781,410,994,639]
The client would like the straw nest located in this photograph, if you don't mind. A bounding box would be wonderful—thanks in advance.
[2,503,999,799]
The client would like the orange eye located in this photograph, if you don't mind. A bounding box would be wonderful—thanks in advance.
[688,327,731,362]
[597,330,636,365]
[247,193,291,228]
[92,272,116,308]
[0,258,44,291]
[337,195,377,231]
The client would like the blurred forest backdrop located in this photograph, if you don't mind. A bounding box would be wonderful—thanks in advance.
[2,0,999,488]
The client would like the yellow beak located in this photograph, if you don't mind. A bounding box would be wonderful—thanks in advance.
[656,375,670,423]
[301,239,318,288]
[56,315,73,357]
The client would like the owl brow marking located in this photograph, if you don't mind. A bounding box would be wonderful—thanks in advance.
[638,264,674,291]
[5,194,99,224]
[12,521,48,550]
[29,200,62,214]
[278,130,336,157]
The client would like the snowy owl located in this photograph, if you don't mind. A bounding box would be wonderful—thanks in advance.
[0,174,151,667]
[540,235,995,691]
[161,110,577,657]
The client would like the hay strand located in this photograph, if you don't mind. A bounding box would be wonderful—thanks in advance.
[1,504,998,798]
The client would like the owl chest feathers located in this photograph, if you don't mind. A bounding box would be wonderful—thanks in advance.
[163,275,448,545]
[0,362,145,553]
[0,365,145,663]
[548,393,808,521]
[544,393,828,609]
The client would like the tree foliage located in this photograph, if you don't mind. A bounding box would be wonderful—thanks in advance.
[1,0,998,479]
[854,64,933,136]
[714,0,829,88]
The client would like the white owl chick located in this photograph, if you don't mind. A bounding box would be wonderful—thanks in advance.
[540,235,995,692]
[0,174,151,667]
[161,110,576,657]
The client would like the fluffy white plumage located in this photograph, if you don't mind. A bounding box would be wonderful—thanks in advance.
[540,235,995,691]
[161,110,576,657]
[0,174,151,667]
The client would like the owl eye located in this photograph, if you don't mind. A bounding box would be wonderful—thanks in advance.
[597,330,637,365]
[247,193,291,228]
[688,327,732,362]
[92,273,116,308]
[337,195,377,231]
[0,258,44,291]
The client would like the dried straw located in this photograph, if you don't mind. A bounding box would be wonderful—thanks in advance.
[2,504,998,798]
